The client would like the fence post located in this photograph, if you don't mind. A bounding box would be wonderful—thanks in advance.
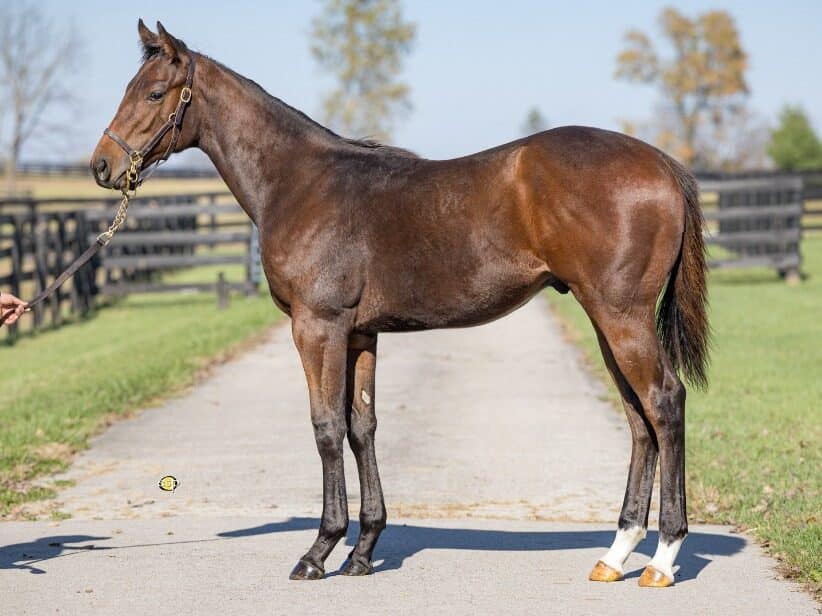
[209,193,217,252]
[32,214,49,330]
[48,216,63,327]
[246,222,260,296]
[216,271,230,309]
[7,218,23,343]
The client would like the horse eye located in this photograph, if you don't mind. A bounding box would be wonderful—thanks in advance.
[148,91,164,102]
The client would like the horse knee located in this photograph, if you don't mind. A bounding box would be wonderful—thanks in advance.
[320,516,349,542]
[360,506,386,533]
[312,418,346,456]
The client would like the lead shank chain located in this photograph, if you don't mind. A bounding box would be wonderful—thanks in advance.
[97,153,140,246]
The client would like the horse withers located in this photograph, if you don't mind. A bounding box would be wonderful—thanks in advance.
[90,21,709,587]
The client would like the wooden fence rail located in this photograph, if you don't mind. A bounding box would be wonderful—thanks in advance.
[697,174,804,278]
[0,209,97,341]
[2,171,820,340]
[1,191,259,341]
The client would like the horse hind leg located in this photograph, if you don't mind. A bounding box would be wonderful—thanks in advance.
[585,305,687,588]
[588,324,658,583]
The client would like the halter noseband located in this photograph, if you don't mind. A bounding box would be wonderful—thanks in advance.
[103,54,196,190]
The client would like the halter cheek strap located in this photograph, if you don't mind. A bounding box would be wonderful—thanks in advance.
[103,54,196,190]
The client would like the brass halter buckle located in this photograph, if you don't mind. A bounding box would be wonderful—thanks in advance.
[179,86,192,103]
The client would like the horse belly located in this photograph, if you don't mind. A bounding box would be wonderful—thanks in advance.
[438,269,550,328]
[358,261,551,333]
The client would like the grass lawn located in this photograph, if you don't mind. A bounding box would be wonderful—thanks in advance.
[0,264,280,518]
[548,236,822,595]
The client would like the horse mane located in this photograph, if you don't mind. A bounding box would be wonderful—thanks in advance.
[141,45,162,63]
[342,137,419,158]
[161,48,420,159]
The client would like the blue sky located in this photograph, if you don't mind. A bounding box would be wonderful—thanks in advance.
[30,0,822,161]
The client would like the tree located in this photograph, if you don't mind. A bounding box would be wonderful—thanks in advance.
[704,105,771,171]
[521,107,548,136]
[0,2,81,196]
[310,0,416,141]
[615,8,749,168]
[767,106,822,171]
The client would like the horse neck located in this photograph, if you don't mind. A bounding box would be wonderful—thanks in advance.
[193,55,336,224]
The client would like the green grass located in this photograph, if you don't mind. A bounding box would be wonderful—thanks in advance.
[0,265,279,517]
[548,237,822,595]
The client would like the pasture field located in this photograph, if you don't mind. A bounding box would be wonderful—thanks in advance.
[0,263,280,517]
[549,236,822,594]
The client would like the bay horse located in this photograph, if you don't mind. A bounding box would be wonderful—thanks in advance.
[91,21,709,587]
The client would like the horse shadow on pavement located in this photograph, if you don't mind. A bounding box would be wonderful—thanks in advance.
[0,520,745,581]
[0,535,111,574]
[217,517,747,583]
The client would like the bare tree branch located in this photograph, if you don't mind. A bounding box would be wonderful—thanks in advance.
[0,2,82,195]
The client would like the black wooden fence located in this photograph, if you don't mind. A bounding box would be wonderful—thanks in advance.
[0,208,98,339]
[2,171,821,341]
[697,174,803,278]
[0,191,259,341]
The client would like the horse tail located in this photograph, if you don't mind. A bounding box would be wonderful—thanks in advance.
[657,156,711,389]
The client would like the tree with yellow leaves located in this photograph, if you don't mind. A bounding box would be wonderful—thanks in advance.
[311,0,416,142]
[616,8,749,169]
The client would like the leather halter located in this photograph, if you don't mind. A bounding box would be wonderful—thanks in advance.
[103,54,196,190]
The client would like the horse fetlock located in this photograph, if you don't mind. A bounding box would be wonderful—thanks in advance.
[595,525,647,578]
[341,554,373,576]
[319,519,349,544]
[643,535,685,586]
[359,510,387,534]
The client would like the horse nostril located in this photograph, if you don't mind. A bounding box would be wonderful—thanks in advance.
[94,158,110,182]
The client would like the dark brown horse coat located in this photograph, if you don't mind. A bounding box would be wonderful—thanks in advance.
[91,22,708,585]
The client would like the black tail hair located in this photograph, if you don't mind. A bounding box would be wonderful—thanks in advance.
[657,156,711,388]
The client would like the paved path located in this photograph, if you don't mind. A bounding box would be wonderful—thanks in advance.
[2,297,816,615]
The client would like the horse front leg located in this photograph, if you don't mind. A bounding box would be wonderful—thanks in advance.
[341,333,386,575]
[289,311,352,580]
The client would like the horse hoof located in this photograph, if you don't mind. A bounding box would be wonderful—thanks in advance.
[341,558,373,576]
[638,565,673,588]
[289,560,324,580]
[588,560,623,582]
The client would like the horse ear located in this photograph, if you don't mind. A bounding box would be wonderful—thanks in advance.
[138,19,160,59]
[156,21,186,62]
[138,19,156,47]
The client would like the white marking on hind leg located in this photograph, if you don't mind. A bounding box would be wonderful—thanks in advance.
[599,526,646,573]
[647,536,684,581]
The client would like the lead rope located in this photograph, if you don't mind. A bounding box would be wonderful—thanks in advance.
[1,63,195,327]
[97,152,142,245]
[0,155,141,327]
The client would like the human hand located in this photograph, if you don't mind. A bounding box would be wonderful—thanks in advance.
[0,293,29,326]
